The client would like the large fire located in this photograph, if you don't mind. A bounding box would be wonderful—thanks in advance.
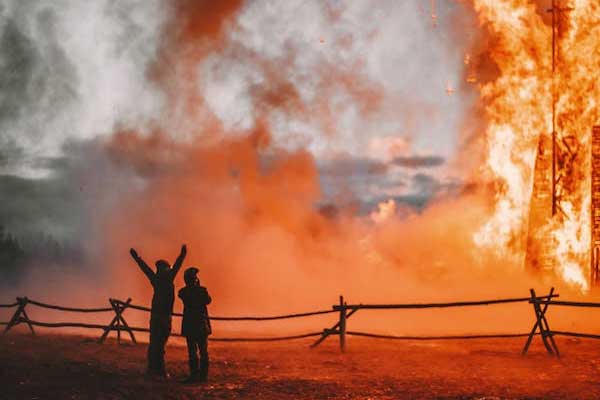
[472,0,600,291]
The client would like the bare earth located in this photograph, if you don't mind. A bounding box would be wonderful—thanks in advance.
[1,332,600,399]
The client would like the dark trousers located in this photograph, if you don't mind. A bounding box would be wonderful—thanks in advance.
[186,335,209,378]
[148,320,171,374]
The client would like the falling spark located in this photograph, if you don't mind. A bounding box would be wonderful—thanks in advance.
[464,53,471,65]
[445,81,455,96]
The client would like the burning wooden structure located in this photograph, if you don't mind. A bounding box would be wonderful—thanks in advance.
[590,126,600,286]
[523,1,600,287]
[525,133,554,274]
[526,125,600,288]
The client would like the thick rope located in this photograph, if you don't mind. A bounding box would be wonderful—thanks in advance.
[346,331,536,340]
[26,299,112,313]
[121,300,336,320]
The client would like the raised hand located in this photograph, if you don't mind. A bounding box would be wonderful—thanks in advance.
[171,244,187,278]
[130,248,154,281]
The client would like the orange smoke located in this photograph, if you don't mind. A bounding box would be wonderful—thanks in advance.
[8,1,600,343]
[89,0,599,332]
[97,1,496,319]
[148,0,244,134]
[101,126,546,329]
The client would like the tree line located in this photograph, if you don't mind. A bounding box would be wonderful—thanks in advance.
[0,225,83,283]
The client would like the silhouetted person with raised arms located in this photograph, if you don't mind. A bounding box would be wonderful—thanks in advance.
[129,244,187,378]
[179,267,212,383]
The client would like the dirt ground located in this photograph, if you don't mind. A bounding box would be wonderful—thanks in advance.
[1,332,600,400]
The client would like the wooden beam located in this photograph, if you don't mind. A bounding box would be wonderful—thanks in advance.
[116,298,137,344]
[339,296,347,353]
[98,298,132,344]
[310,306,358,349]
[523,288,559,356]
[2,297,34,336]
[522,287,554,355]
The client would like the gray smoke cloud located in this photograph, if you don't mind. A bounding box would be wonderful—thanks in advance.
[0,0,167,176]
[0,0,472,252]
[0,0,168,250]
[200,0,470,206]
[202,1,471,151]
[392,155,445,169]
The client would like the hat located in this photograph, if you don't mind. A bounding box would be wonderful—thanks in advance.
[184,267,199,284]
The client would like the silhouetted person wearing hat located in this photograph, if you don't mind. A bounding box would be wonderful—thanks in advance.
[130,244,187,378]
[178,267,212,383]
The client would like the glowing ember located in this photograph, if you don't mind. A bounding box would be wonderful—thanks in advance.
[446,81,455,96]
[370,199,397,225]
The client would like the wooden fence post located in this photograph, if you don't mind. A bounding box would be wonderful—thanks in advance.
[339,295,347,353]
[310,304,358,349]
[522,287,552,355]
[2,297,35,336]
[98,298,136,344]
[538,290,560,357]
[116,301,122,344]
[522,288,559,356]
[532,289,553,355]
[118,299,137,344]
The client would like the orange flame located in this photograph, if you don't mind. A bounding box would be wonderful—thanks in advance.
[472,0,600,290]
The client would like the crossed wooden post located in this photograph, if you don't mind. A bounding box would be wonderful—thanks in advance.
[97,298,137,345]
[311,295,356,352]
[522,288,560,356]
[2,297,35,336]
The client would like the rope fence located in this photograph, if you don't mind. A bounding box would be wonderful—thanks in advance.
[535,299,600,308]
[1,296,339,344]
[124,302,336,320]
[528,296,600,346]
[345,332,536,340]
[336,296,542,310]
[2,287,600,355]
[27,299,113,313]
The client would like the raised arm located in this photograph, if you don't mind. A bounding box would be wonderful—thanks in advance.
[129,248,154,282]
[170,244,187,278]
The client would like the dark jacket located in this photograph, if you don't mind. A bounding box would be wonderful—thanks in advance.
[178,285,212,337]
[132,255,185,328]
[148,269,178,327]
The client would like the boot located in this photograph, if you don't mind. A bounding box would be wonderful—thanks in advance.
[156,360,170,380]
[198,358,209,383]
[181,360,201,384]
[181,373,201,384]
[146,368,170,381]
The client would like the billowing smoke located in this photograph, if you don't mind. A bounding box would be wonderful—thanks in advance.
[2,0,576,336]
[94,0,545,335]
[0,0,167,247]
[0,0,166,169]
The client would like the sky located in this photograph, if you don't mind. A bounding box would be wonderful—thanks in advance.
[0,0,475,242]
